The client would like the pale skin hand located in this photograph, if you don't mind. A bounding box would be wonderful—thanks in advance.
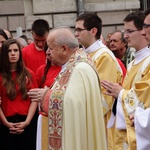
[27,87,48,102]
[101,80,134,127]
[0,108,24,134]
[101,80,123,98]
[9,122,25,134]
[2,121,24,134]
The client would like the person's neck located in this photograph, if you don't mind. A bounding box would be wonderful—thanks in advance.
[118,47,127,60]
[84,39,97,49]
[10,63,17,72]
[134,43,148,52]
[34,43,44,51]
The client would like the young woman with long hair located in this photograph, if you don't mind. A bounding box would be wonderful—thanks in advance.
[0,39,38,150]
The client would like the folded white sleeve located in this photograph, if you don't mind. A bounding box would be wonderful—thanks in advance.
[116,89,126,129]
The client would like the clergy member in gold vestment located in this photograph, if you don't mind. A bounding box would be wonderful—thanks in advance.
[75,13,123,150]
[101,11,150,150]
[28,26,107,150]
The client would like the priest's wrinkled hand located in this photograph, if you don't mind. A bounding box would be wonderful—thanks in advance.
[101,80,123,98]
[27,88,48,102]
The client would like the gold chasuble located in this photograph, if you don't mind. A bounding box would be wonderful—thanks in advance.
[43,49,107,150]
[122,55,150,150]
[88,43,123,150]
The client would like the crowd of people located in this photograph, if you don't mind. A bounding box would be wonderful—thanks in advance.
[0,7,150,150]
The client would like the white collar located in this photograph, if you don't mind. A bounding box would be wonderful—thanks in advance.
[84,40,105,54]
[134,46,150,65]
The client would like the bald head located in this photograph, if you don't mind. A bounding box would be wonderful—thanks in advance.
[14,37,28,49]
[48,27,79,49]
[47,27,79,65]
[4,29,13,39]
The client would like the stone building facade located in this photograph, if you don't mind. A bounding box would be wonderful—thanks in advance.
[0,0,142,39]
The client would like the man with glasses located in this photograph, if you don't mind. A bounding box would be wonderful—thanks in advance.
[133,8,150,150]
[142,8,150,44]
[101,11,150,150]
[75,12,123,150]
[22,19,50,73]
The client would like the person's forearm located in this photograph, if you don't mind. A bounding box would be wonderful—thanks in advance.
[25,102,38,125]
[0,107,9,126]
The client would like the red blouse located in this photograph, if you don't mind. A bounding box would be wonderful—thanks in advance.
[0,69,38,117]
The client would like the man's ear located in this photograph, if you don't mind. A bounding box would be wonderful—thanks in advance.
[91,27,97,36]
[62,44,68,55]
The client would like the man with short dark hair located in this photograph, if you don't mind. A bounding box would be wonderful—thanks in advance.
[22,19,50,73]
[101,11,150,150]
[133,8,150,150]
[75,12,123,150]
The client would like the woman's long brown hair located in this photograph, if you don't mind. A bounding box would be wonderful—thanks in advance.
[0,39,31,100]
[39,43,51,88]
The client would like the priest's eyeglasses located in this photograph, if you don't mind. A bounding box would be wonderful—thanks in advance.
[74,28,88,33]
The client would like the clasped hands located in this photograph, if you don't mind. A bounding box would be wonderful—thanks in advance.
[101,80,135,126]
[6,121,29,134]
